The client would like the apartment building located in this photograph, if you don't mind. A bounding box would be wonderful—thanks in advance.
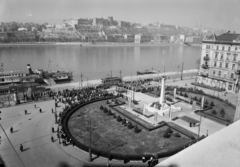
[197,32,240,93]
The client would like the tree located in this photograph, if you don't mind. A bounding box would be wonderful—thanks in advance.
[184,93,188,97]
[220,108,225,117]
[210,101,215,107]
[104,107,108,113]
[205,100,209,106]
[212,110,217,115]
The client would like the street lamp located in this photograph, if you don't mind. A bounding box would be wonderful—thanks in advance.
[88,113,92,162]
[197,115,202,140]
[177,65,180,80]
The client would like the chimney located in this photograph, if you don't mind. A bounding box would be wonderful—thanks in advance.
[27,64,34,74]
[228,31,231,33]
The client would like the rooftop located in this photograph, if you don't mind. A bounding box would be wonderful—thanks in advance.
[204,32,240,44]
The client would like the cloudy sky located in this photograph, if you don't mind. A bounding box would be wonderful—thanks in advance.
[0,0,240,31]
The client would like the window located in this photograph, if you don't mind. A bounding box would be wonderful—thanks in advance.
[227,55,230,60]
[222,46,225,51]
[228,46,231,51]
[228,84,233,90]
[225,63,228,68]
[230,73,234,78]
[215,52,218,59]
[218,71,221,76]
[213,70,216,75]
[206,53,209,57]
[232,64,236,70]
[233,54,237,61]
[235,47,238,51]
[220,62,222,67]
[214,61,217,67]
[216,46,219,50]
[220,54,223,60]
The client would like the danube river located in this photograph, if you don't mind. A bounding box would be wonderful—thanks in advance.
[0,44,201,82]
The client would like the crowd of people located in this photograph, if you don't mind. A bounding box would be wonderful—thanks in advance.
[52,87,115,147]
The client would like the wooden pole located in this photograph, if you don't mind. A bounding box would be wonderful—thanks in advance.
[181,62,184,80]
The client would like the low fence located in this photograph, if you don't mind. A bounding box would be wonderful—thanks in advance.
[61,97,204,161]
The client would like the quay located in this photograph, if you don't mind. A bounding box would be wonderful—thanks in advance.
[46,69,198,90]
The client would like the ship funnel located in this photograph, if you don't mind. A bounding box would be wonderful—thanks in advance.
[27,64,34,74]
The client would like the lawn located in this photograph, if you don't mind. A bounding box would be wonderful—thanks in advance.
[184,92,235,123]
[68,100,192,155]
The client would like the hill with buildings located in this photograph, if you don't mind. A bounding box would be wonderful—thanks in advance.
[0,17,226,44]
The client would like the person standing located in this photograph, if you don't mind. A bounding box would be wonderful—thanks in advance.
[20,144,23,152]
[25,110,27,115]
[10,127,13,133]
[51,136,54,142]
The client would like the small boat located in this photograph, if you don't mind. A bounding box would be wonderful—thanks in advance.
[35,59,73,84]
[136,69,159,75]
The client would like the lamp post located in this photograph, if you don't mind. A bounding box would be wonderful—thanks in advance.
[181,62,184,80]
[197,115,202,140]
[177,65,180,80]
[88,113,92,162]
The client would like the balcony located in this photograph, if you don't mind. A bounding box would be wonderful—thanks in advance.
[203,56,210,61]
[235,70,240,75]
[201,64,209,69]
[208,74,236,82]
[199,72,208,77]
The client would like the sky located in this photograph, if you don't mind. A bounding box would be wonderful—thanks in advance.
[0,0,240,31]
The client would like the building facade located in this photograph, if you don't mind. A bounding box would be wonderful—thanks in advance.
[185,36,202,44]
[135,34,151,43]
[118,21,131,28]
[123,34,135,43]
[197,32,240,93]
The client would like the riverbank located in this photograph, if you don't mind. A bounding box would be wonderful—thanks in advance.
[46,69,198,90]
[0,42,197,47]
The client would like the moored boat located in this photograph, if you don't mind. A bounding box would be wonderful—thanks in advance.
[136,69,159,75]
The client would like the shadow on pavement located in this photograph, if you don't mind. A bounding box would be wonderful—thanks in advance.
[22,147,30,152]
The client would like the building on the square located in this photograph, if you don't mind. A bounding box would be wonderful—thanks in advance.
[197,32,240,93]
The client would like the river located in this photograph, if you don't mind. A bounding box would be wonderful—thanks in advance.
[0,44,201,82]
